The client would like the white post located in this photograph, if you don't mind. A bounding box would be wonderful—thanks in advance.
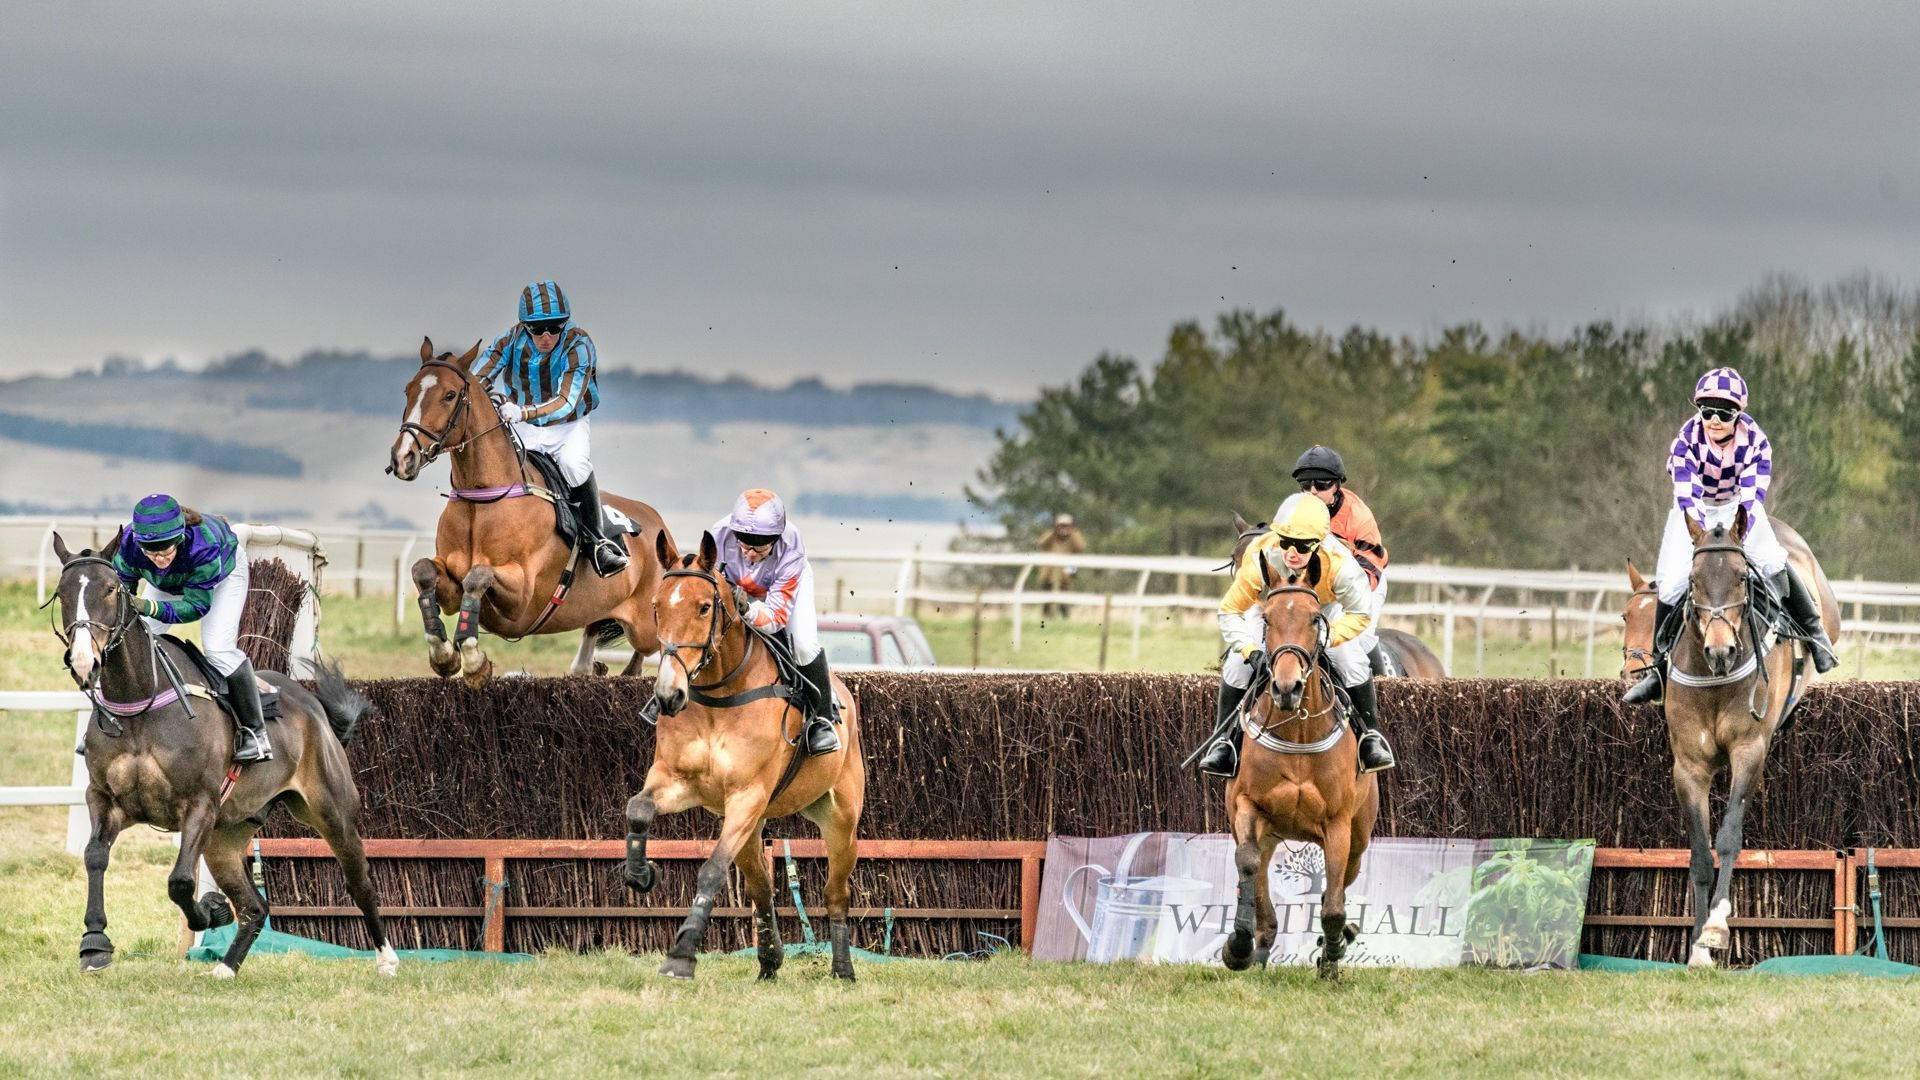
[1584,589,1608,678]
[1010,563,1035,652]
[394,534,419,630]
[892,552,915,618]
[1476,586,1495,676]
[1442,609,1455,675]
[1130,569,1152,660]
[66,708,90,855]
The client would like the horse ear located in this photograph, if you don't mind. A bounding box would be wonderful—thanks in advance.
[420,337,435,364]
[1733,505,1750,542]
[1684,513,1705,545]
[653,529,672,568]
[457,340,483,370]
[109,525,125,555]
[1231,510,1252,534]
[1627,560,1647,592]
[52,531,73,564]
[698,531,718,572]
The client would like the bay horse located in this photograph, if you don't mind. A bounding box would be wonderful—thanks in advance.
[1222,555,1379,980]
[1230,512,1444,678]
[1654,508,1839,968]
[388,338,674,685]
[623,530,866,981]
[49,532,394,978]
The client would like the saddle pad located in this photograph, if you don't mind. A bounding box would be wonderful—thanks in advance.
[524,452,644,546]
[157,635,282,721]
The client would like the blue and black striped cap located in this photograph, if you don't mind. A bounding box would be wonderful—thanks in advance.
[518,280,570,323]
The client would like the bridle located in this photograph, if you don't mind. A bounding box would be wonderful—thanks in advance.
[46,556,136,693]
[655,567,759,695]
[1688,540,1753,660]
[1622,584,1660,679]
[389,358,509,472]
[1252,584,1340,740]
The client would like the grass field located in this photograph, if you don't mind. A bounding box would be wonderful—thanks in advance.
[8,579,1920,1076]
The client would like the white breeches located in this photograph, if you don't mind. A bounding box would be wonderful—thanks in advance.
[141,544,250,677]
[1654,503,1787,605]
[514,417,592,487]
[780,565,821,665]
[1219,606,1377,690]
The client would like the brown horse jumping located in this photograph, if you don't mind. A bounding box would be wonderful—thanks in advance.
[388,338,673,684]
[623,530,866,981]
[1651,509,1838,968]
[1221,557,1380,980]
[51,532,394,978]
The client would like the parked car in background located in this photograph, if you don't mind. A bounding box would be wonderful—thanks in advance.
[817,614,938,668]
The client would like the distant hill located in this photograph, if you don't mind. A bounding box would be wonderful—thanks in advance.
[9,349,1022,430]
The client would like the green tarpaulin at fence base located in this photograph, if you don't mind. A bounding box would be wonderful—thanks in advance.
[1579,954,1920,977]
[188,924,532,965]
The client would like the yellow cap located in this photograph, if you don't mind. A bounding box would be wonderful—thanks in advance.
[1272,493,1331,542]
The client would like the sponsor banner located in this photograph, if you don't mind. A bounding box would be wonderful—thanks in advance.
[1033,833,1592,969]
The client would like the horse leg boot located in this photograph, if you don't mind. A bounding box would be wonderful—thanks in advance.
[623,791,660,892]
[1773,568,1838,673]
[797,652,843,755]
[225,660,272,762]
[569,474,630,577]
[1622,600,1679,705]
[1347,678,1395,773]
[412,559,459,678]
[456,565,496,686]
[1198,680,1250,778]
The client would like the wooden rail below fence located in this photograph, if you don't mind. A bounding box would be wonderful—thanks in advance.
[248,841,1892,958]
[253,837,1048,954]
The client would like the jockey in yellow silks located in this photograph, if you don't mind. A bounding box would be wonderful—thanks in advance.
[1197,492,1396,777]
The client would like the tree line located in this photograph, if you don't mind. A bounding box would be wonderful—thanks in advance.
[969,273,1920,581]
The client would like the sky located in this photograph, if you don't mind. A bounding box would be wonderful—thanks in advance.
[3,1,1917,396]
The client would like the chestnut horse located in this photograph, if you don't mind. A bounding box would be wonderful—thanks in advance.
[1222,555,1379,980]
[623,530,866,981]
[50,533,394,978]
[1230,512,1444,678]
[388,339,673,684]
[1646,509,1840,968]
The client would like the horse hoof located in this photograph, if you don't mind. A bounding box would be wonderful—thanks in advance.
[428,641,459,677]
[376,945,399,978]
[1688,945,1717,970]
[197,892,235,929]
[1252,946,1271,969]
[624,861,658,893]
[205,963,237,980]
[1698,924,1729,951]
[1316,957,1341,982]
[1223,931,1254,971]
[79,951,113,973]
[832,965,856,982]
[658,955,696,980]
[592,661,609,677]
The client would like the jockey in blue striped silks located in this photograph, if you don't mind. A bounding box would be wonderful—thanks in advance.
[1622,367,1837,705]
[475,280,629,577]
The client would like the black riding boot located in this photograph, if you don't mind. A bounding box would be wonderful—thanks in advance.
[568,475,630,577]
[1198,680,1250,778]
[226,660,272,763]
[1347,678,1395,773]
[1773,568,1838,673]
[797,652,843,755]
[1622,600,1679,705]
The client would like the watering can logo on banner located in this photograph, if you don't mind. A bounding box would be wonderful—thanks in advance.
[1058,833,1224,964]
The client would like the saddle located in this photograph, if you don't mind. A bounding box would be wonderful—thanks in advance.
[523,451,643,550]
[160,635,282,723]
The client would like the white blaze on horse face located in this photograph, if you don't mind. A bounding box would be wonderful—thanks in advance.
[70,574,97,683]
[396,371,441,464]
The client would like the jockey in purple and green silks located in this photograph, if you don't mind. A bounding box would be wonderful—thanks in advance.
[474,280,629,577]
[109,494,271,762]
[1622,367,1837,706]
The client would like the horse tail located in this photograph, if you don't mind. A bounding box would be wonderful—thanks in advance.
[310,656,375,746]
[589,618,625,647]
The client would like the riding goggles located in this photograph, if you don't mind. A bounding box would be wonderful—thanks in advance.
[1299,479,1338,493]
[1275,536,1321,555]
[525,319,567,337]
[1697,406,1739,424]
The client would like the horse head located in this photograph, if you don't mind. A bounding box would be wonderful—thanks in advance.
[650,530,741,716]
[1256,550,1324,713]
[1620,559,1657,682]
[48,528,137,688]
[389,337,486,481]
[1685,507,1752,676]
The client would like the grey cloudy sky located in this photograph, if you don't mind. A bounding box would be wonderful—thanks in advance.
[3,1,1916,395]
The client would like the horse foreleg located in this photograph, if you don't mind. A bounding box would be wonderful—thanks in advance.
[659,793,767,980]
[1253,830,1281,967]
[456,565,497,687]
[1673,756,1719,967]
[1223,794,1263,971]
[78,790,124,972]
[169,798,218,937]
[818,797,862,981]
[413,558,460,679]
[730,824,781,981]
[1701,741,1766,960]
[1316,824,1358,982]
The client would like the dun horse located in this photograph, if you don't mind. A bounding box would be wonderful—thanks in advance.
[1636,510,1840,968]
[51,533,394,978]
[623,531,866,981]
[1222,555,1380,980]
[388,338,673,685]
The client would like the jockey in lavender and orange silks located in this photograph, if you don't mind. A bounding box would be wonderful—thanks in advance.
[709,489,842,755]
[1621,367,1837,705]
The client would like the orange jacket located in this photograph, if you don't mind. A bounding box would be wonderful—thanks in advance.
[1329,490,1388,588]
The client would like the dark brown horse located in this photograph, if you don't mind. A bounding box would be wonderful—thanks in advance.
[388,339,674,685]
[1659,509,1834,968]
[1230,512,1444,678]
[623,531,866,981]
[1222,556,1379,980]
[50,532,393,978]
